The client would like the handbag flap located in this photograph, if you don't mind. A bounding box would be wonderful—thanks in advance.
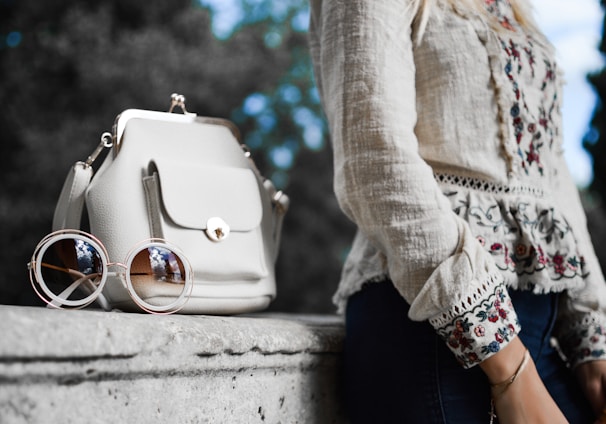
[152,158,263,232]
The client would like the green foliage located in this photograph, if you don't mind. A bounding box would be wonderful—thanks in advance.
[0,0,354,311]
[199,0,323,188]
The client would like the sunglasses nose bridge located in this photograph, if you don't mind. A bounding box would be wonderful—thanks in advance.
[106,261,128,271]
[104,262,129,283]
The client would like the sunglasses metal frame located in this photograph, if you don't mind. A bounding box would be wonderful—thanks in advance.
[28,229,194,314]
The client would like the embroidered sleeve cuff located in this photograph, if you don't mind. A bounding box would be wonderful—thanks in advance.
[556,311,606,368]
[429,276,521,369]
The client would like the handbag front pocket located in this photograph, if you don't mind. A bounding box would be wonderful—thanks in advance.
[144,158,268,283]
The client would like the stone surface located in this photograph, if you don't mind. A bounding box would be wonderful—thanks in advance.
[0,306,346,424]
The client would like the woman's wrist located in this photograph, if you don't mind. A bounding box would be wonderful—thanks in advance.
[480,337,568,423]
[490,348,530,400]
[480,336,527,384]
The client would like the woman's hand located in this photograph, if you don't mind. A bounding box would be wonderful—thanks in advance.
[480,337,568,423]
[575,360,606,423]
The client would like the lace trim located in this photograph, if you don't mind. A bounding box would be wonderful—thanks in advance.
[429,272,503,327]
[435,172,544,197]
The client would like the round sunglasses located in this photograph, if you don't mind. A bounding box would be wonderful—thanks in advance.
[28,230,193,314]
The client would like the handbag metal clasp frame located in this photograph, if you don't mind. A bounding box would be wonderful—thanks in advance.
[168,93,195,116]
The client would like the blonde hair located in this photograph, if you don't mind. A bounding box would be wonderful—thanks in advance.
[411,0,538,42]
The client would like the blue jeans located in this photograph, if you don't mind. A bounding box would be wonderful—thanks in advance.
[344,280,594,423]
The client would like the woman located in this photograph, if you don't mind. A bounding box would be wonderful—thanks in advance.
[308,0,606,422]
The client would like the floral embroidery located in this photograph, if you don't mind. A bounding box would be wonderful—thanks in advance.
[524,42,536,78]
[579,325,604,351]
[435,285,520,368]
[446,191,587,279]
[484,0,561,177]
[469,201,587,280]
[501,37,558,176]
[442,185,589,287]
[484,0,516,31]
[487,240,586,280]
[557,318,606,366]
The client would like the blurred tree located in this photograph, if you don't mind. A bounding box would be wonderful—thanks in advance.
[583,0,606,269]
[585,0,606,199]
[0,0,354,312]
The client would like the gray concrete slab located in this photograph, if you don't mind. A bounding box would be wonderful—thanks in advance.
[0,306,346,424]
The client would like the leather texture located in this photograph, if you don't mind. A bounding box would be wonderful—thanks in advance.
[52,162,93,231]
[76,111,285,314]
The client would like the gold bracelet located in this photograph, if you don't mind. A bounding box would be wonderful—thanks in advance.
[488,349,531,424]
[491,349,531,400]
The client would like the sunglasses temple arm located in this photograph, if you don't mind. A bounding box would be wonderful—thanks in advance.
[64,268,111,310]
[46,275,91,309]
[95,291,112,311]
[46,274,112,311]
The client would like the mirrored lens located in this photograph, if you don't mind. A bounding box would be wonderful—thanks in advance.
[35,237,105,307]
[128,244,189,312]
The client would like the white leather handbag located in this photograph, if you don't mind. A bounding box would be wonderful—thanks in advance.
[51,94,289,314]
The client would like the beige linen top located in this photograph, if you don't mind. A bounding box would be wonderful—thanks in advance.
[309,0,606,368]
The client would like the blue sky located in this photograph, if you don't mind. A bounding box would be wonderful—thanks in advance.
[532,0,604,187]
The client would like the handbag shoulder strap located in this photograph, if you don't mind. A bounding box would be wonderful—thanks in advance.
[52,161,93,231]
[263,179,289,257]
[52,133,111,231]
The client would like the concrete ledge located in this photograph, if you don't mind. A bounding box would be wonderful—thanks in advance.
[0,306,346,424]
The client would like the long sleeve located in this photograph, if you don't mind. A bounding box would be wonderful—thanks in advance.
[551,151,606,367]
[309,0,520,368]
